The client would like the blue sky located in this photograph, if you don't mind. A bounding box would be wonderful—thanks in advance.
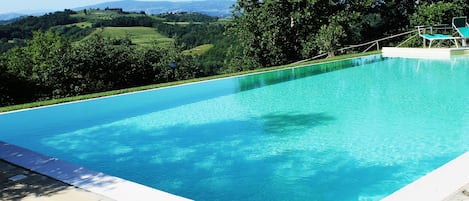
[0,0,194,14]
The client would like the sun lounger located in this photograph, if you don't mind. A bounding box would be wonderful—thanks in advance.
[417,26,459,48]
[452,16,469,46]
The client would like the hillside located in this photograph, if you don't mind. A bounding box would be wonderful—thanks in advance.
[0,13,23,22]
[0,9,231,106]
[75,0,235,17]
[85,26,174,47]
[0,9,226,52]
[0,0,235,22]
[182,44,214,56]
[70,9,147,21]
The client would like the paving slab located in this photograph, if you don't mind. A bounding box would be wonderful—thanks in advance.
[0,159,114,201]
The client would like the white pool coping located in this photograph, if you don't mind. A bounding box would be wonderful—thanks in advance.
[382,47,469,59]
[0,141,192,201]
[383,151,469,201]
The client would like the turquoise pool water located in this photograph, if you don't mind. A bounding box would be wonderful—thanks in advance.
[1,55,468,201]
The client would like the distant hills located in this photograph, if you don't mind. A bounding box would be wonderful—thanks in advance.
[0,0,236,22]
[76,0,235,17]
[0,13,27,22]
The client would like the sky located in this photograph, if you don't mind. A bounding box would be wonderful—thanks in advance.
[0,0,193,14]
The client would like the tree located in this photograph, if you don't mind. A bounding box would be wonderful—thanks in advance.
[140,44,199,82]
[227,0,318,69]
[28,31,71,88]
[314,23,346,57]
[0,47,41,105]
[0,61,13,105]
[410,1,466,27]
[226,0,375,70]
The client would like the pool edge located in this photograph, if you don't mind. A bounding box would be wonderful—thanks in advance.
[382,151,469,201]
[0,141,193,201]
[382,47,469,59]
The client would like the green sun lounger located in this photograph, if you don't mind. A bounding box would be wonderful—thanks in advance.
[420,33,453,40]
[417,26,459,48]
[452,16,469,46]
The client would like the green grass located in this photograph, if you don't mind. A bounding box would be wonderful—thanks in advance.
[71,11,115,20]
[71,10,146,21]
[83,27,174,47]
[215,18,231,24]
[163,22,204,25]
[182,44,214,56]
[0,50,380,113]
[127,13,147,17]
[149,16,166,21]
[70,12,86,18]
[164,20,230,25]
[65,22,93,28]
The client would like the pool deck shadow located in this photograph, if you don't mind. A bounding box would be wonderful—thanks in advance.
[0,159,113,201]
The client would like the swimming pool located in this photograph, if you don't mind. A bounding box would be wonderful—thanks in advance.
[1,55,468,201]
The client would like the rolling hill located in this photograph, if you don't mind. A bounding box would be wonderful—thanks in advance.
[75,0,236,17]
[0,0,235,21]
[84,26,174,47]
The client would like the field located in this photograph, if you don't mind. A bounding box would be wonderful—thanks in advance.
[163,18,230,26]
[182,44,214,56]
[164,22,204,25]
[84,27,174,47]
[67,10,225,48]
[66,22,93,28]
[71,10,146,21]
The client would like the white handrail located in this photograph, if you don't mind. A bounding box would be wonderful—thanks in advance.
[292,29,419,64]
[336,30,418,52]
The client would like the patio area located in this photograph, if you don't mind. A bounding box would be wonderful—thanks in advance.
[0,159,113,201]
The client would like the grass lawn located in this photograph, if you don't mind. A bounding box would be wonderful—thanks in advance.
[164,20,229,25]
[65,22,93,28]
[149,16,166,21]
[71,11,114,20]
[163,22,204,25]
[83,27,174,47]
[215,18,231,24]
[71,10,146,21]
[0,51,380,113]
[182,44,214,56]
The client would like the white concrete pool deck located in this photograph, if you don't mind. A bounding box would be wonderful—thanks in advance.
[0,141,192,201]
[383,151,469,201]
[382,47,469,59]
